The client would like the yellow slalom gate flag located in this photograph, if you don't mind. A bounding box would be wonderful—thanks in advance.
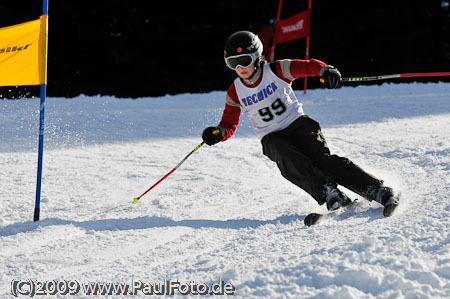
[0,15,48,87]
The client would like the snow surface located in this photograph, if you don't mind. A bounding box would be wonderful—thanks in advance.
[1,83,450,298]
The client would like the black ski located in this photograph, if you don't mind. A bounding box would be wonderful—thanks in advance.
[304,200,357,227]
[304,194,402,226]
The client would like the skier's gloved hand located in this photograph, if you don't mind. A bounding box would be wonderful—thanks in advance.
[320,65,341,89]
[202,126,225,146]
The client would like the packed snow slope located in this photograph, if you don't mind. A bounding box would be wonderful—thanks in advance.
[1,83,450,298]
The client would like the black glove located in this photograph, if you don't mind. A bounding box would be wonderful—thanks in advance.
[202,126,225,146]
[320,66,341,89]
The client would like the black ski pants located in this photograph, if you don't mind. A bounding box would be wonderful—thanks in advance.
[261,115,382,205]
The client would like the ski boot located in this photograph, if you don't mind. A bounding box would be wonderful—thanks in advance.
[375,186,401,217]
[326,187,352,211]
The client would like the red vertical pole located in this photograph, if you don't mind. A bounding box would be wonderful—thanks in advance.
[303,0,312,94]
[270,0,283,62]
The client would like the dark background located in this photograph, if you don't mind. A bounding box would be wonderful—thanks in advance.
[1,0,449,99]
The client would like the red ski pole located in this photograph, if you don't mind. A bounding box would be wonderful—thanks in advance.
[341,72,450,83]
[133,129,220,203]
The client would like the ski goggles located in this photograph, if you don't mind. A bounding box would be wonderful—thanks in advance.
[224,53,258,70]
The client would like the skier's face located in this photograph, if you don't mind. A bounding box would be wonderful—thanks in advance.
[236,64,256,79]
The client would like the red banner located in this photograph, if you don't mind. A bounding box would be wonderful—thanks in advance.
[274,10,310,44]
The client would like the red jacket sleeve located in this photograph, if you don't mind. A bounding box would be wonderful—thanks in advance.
[218,83,241,141]
[275,59,327,83]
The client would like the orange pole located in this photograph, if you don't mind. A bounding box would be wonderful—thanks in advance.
[304,0,312,94]
[270,0,283,62]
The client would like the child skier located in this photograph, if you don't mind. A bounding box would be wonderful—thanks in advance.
[202,30,399,218]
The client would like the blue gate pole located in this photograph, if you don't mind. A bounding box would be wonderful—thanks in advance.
[34,86,46,222]
[34,0,49,222]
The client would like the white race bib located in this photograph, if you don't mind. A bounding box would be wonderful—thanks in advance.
[234,64,304,138]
